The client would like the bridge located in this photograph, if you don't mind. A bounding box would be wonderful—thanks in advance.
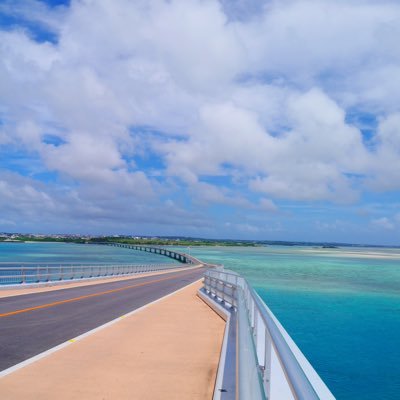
[0,247,335,399]
[105,242,201,265]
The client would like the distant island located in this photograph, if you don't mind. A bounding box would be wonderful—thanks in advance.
[0,233,397,248]
[0,234,257,247]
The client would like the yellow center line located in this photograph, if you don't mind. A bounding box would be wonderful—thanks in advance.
[0,269,199,318]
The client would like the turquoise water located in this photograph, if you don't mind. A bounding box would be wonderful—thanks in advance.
[0,242,176,267]
[1,242,399,399]
[181,246,400,400]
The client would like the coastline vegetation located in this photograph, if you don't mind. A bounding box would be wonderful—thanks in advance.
[0,235,258,247]
[0,234,395,248]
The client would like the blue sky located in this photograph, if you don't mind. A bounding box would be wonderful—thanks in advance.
[0,0,400,245]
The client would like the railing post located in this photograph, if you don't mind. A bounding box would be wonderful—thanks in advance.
[254,304,258,341]
[263,328,272,398]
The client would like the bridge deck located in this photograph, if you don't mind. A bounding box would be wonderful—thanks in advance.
[0,279,225,400]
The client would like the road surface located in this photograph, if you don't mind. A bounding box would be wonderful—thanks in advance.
[0,267,206,371]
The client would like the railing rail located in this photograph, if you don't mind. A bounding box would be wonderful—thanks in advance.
[0,263,180,286]
[203,269,335,400]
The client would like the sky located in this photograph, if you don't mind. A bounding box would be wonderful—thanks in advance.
[0,0,400,245]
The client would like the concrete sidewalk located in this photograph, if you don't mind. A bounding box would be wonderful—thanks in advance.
[0,280,225,400]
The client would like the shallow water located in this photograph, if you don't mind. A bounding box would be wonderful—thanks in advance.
[183,245,400,400]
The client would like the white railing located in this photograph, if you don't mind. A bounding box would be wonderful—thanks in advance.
[0,263,180,286]
[203,269,335,400]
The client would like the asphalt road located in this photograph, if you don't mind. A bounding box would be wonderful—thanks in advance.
[0,267,206,371]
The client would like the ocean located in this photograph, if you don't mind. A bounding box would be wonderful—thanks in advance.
[184,245,400,400]
[1,242,399,399]
[0,241,176,267]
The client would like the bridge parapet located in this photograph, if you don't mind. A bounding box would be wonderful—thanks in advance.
[0,243,202,288]
[0,263,179,286]
[201,268,336,400]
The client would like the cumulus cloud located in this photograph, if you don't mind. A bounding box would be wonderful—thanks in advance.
[0,0,400,238]
[366,113,400,191]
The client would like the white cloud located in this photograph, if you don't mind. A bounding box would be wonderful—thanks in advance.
[165,88,366,202]
[0,173,57,220]
[377,113,400,151]
[1,0,400,236]
[42,134,124,180]
[366,113,400,191]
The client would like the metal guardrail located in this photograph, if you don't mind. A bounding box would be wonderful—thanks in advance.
[0,263,180,285]
[203,269,335,400]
